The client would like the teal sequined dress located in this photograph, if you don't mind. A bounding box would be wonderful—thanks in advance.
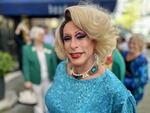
[45,61,136,113]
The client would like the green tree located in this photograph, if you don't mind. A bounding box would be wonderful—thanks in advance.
[115,0,143,30]
[0,51,16,76]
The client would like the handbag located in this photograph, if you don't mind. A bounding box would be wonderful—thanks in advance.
[18,89,37,105]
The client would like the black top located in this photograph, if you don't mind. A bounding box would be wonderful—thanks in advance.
[125,60,133,77]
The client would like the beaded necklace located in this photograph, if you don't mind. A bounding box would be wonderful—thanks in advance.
[70,63,98,80]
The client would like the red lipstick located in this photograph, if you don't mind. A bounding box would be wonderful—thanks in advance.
[70,53,82,59]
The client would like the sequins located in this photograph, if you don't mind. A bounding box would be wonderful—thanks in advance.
[45,61,136,113]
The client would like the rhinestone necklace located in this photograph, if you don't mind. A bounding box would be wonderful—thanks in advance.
[70,63,98,80]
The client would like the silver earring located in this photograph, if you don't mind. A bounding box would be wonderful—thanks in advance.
[65,58,69,63]
[94,54,100,65]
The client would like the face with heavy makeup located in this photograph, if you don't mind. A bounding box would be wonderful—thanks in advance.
[62,21,95,69]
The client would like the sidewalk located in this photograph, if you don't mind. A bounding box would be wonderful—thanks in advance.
[1,71,33,113]
[138,82,150,113]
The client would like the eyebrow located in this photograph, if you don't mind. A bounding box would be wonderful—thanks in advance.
[63,30,84,36]
[75,31,86,37]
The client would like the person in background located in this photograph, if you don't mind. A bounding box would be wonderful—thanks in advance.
[117,35,128,53]
[122,33,148,104]
[104,48,125,83]
[15,19,31,70]
[15,19,31,44]
[41,25,62,64]
[22,26,57,113]
[0,17,11,51]
[112,48,126,83]
[45,4,136,113]
[43,26,55,47]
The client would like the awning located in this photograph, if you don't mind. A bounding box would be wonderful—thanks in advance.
[0,0,117,16]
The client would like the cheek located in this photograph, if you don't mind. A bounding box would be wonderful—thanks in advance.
[131,44,137,49]
[41,37,44,40]
[128,44,132,49]
[128,43,133,48]
[135,45,141,51]
[64,42,70,51]
[84,42,95,54]
[89,45,95,54]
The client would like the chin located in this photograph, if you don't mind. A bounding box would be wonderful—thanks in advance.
[129,50,135,54]
[70,59,85,66]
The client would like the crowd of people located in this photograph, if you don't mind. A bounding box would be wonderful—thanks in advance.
[13,3,149,113]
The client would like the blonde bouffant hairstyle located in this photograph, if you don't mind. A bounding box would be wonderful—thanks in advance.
[55,4,118,63]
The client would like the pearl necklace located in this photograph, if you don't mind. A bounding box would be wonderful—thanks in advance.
[70,63,98,79]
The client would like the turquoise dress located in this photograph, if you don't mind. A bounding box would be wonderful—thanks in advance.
[45,61,136,113]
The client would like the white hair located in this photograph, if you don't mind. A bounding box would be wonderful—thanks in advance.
[30,26,44,40]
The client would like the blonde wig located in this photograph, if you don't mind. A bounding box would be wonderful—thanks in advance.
[129,33,146,53]
[55,4,118,64]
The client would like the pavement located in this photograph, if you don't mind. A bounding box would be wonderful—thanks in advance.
[0,91,17,111]
[1,71,33,113]
[0,49,150,113]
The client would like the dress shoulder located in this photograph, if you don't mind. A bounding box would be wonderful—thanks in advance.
[112,94,136,113]
[53,60,66,79]
[105,69,135,101]
[136,54,148,64]
[104,70,136,112]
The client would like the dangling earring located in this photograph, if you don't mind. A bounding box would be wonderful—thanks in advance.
[94,54,100,65]
[65,58,69,63]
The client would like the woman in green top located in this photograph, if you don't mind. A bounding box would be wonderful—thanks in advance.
[22,26,57,113]
[112,49,126,82]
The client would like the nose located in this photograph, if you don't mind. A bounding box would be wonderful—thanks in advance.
[70,38,78,49]
[129,42,133,48]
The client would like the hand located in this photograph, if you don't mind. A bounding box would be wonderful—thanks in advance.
[15,23,23,35]
[24,81,32,89]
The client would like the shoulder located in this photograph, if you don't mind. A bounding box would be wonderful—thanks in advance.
[104,69,123,85]
[104,70,136,108]
[104,69,133,99]
[113,51,124,62]
[54,60,66,77]
[131,54,148,68]
[43,43,53,49]
[56,60,66,69]
[121,51,128,58]
[52,60,69,82]
[136,54,148,63]
[101,69,123,90]
[95,69,136,110]
[23,44,30,48]
[113,93,136,112]
[23,44,32,50]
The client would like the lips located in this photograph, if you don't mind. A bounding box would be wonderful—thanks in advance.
[70,53,83,59]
